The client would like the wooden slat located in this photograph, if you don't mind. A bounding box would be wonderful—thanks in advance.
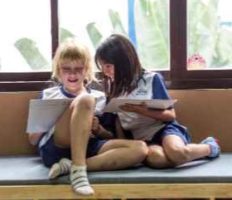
[0,183,232,199]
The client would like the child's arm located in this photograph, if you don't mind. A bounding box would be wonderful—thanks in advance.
[27,91,44,146]
[28,132,44,145]
[120,72,175,122]
[120,104,176,122]
[92,116,114,139]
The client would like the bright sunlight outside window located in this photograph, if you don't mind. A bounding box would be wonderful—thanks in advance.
[0,0,51,72]
[187,0,232,70]
[58,0,169,71]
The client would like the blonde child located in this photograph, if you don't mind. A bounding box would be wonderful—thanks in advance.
[28,39,148,195]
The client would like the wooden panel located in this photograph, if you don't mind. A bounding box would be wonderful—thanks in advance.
[0,183,232,199]
[0,89,232,155]
[170,89,232,152]
[0,91,38,155]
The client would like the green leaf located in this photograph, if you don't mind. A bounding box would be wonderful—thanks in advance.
[213,29,232,67]
[14,38,49,70]
[108,9,126,34]
[135,0,169,69]
[187,0,228,67]
[86,22,103,48]
[59,27,75,42]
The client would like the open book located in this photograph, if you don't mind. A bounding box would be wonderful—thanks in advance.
[26,99,72,133]
[103,98,177,113]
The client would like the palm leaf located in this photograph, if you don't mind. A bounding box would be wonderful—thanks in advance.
[108,9,126,34]
[14,38,49,70]
[135,0,169,69]
[86,22,103,48]
[59,27,75,42]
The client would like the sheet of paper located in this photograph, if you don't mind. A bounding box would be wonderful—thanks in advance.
[103,98,177,113]
[26,99,72,133]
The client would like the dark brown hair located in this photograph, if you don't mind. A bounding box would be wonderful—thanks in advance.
[95,34,144,98]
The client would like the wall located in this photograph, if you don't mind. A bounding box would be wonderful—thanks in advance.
[170,89,232,152]
[0,89,231,155]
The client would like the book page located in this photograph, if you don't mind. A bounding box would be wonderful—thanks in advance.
[26,99,72,133]
[103,98,177,113]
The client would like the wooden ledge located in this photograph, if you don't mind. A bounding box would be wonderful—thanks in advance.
[0,183,232,199]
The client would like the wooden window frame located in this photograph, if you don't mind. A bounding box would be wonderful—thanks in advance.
[1,0,232,91]
[169,0,232,89]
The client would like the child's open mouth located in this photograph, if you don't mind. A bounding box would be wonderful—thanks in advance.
[68,79,78,83]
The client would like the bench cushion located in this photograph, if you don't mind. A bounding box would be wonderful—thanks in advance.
[0,153,232,185]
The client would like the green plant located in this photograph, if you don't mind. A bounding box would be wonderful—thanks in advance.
[86,0,169,69]
[86,23,103,48]
[14,0,232,71]
[135,0,169,69]
[14,38,49,70]
[188,0,232,68]
[59,27,75,42]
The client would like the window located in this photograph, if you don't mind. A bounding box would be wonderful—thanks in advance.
[0,0,51,72]
[169,0,232,89]
[1,0,232,91]
[187,0,232,70]
[0,0,52,91]
[58,0,169,70]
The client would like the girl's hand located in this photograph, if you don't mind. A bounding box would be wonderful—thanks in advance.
[91,116,114,139]
[92,116,100,133]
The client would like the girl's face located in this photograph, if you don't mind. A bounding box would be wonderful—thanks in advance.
[58,60,86,95]
[99,60,115,81]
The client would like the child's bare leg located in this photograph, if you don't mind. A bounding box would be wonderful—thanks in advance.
[145,145,174,168]
[86,139,148,171]
[162,135,220,166]
[69,94,95,195]
[145,135,220,168]
[49,140,148,178]
[52,94,95,195]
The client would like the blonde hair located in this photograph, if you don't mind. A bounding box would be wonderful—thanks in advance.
[52,38,95,84]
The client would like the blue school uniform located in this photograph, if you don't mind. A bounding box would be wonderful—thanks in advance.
[35,85,107,167]
[117,72,191,144]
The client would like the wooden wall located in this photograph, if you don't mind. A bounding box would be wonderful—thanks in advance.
[0,89,232,155]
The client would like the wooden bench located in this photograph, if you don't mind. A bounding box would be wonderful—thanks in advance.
[0,90,232,200]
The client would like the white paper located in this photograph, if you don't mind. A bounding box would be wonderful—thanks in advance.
[103,98,177,113]
[26,99,72,133]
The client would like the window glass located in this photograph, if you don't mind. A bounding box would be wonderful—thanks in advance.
[0,0,51,72]
[187,0,232,70]
[58,0,169,70]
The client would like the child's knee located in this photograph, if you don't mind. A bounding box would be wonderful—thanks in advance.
[165,145,190,165]
[133,140,148,158]
[72,94,95,110]
[146,146,168,168]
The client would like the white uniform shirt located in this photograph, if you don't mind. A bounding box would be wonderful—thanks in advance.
[118,72,168,141]
[38,85,106,147]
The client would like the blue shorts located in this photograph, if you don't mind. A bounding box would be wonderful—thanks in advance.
[124,121,191,145]
[147,121,191,145]
[38,135,106,167]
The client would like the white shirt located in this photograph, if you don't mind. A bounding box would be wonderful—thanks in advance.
[118,72,166,141]
[38,85,106,147]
